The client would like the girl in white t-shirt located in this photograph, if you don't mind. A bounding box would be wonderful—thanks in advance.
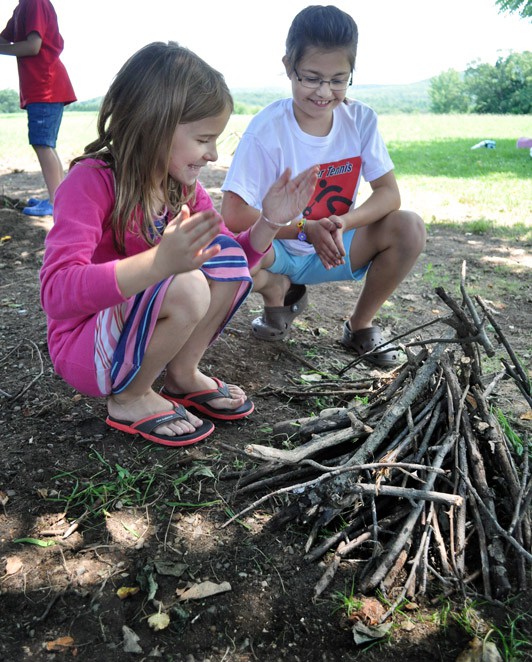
[222,5,426,367]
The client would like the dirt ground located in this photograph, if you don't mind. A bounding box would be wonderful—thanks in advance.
[0,163,531,662]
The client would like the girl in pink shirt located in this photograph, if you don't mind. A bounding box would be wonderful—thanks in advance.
[40,41,318,447]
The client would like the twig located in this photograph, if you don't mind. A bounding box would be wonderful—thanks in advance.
[2,339,44,403]
[476,295,530,391]
[357,432,458,593]
[458,469,532,564]
[460,261,495,357]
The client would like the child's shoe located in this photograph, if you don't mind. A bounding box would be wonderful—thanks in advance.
[22,199,53,216]
[26,197,42,207]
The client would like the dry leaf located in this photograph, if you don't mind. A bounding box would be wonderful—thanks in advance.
[520,410,532,421]
[45,636,76,652]
[301,373,322,382]
[147,612,170,631]
[0,490,8,507]
[348,597,386,626]
[5,556,23,576]
[351,621,392,645]
[455,636,502,662]
[122,625,142,654]
[116,586,140,600]
[176,580,231,601]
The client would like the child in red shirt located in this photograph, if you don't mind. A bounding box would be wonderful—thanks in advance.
[0,0,76,216]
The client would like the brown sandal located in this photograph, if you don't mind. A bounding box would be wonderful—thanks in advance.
[251,284,308,342]
[341,322,401,367]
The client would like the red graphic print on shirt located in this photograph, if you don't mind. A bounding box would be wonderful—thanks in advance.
[302,156,361,220]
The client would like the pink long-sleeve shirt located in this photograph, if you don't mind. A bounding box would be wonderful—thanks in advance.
[40,159,263,395]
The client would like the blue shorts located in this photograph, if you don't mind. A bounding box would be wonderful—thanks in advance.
[27,103,64,148]
[269,229,370,284]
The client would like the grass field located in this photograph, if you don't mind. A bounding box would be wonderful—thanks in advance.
[1,111,530,231]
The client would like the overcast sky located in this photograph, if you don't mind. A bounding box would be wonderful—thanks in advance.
[1,0,531,101]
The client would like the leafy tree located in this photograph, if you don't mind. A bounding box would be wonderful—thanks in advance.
[465,51,532,113]
[429,69,469,113]
[0,88,21,113]
[495,0,532,18]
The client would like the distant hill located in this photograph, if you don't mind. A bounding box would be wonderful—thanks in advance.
[230,80,431,115]
[66,79,431,115]
[354,80,431,114]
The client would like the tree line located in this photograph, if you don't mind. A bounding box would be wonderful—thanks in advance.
[429,51,531,114]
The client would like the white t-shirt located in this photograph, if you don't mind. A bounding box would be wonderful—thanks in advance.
[222,98,394,255]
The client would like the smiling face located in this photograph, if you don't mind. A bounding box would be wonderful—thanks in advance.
[166,106,231,187]
[284,47,352,136]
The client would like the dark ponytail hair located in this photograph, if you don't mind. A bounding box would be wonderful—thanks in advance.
[285,5,358,71]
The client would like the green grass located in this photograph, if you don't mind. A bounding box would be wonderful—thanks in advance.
[1,112,530,229]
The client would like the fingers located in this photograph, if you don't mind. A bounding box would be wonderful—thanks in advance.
[192,242,222,268]
[159,208,222,273]
[311,220,346,269]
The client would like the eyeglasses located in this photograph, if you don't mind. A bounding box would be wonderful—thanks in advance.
[293,67,352,91]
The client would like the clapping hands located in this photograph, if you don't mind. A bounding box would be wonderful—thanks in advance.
[261,165,319,225]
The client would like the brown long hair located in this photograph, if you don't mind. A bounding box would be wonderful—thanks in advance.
[73,41,233,252]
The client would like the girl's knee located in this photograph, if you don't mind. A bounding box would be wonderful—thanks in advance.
[391,210,426,251]
[162,272,210,321]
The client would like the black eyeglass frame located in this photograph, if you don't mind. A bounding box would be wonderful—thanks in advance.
[292,67,353,91]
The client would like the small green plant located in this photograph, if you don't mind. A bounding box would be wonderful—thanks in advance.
[431,598,452,627]
[490,614,530,661]
[422,262,438,287]
[354,394,369,406]
[49,450,215,523]
[494,407,530,458]
[465,219,494,234]
[332,579,363,618]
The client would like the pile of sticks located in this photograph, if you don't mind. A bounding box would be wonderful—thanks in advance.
[222,265,531,607]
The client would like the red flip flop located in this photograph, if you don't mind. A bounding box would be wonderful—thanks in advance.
[106,405,214,446]
[160,377,254,421]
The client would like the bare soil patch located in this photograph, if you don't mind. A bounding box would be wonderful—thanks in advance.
[1,163,530,661]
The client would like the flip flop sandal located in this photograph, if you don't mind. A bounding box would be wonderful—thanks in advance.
[251,284,308,342]
[106,405,214,446]
[160,377,254,421]
[341,322,401,367]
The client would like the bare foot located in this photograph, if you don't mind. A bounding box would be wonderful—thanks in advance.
[108,390,204,437]
[163,374,247,412]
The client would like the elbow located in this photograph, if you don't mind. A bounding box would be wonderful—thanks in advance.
[221,192,256,233]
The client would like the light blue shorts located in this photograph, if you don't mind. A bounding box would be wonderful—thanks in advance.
[269,229,370,285]
[27,102,64,148]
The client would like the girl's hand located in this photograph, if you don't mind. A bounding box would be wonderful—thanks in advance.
[261,165,319,224]
[116,206,222,298]
[306,216,346,270]
[156,206,222,277]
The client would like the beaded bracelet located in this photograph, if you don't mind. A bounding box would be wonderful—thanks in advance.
[260,212,293,228]
[297,219,308,242]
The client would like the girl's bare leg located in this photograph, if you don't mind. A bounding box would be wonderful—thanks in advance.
[163,279,249,412]
[249,249,291,308]
[33,146,64,203]
[107,271,211,438]
[348,210,426,331]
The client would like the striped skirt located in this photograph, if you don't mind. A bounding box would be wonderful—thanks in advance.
[94,235,252,396]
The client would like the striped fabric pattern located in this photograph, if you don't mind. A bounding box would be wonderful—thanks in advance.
[93,235,252,396]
